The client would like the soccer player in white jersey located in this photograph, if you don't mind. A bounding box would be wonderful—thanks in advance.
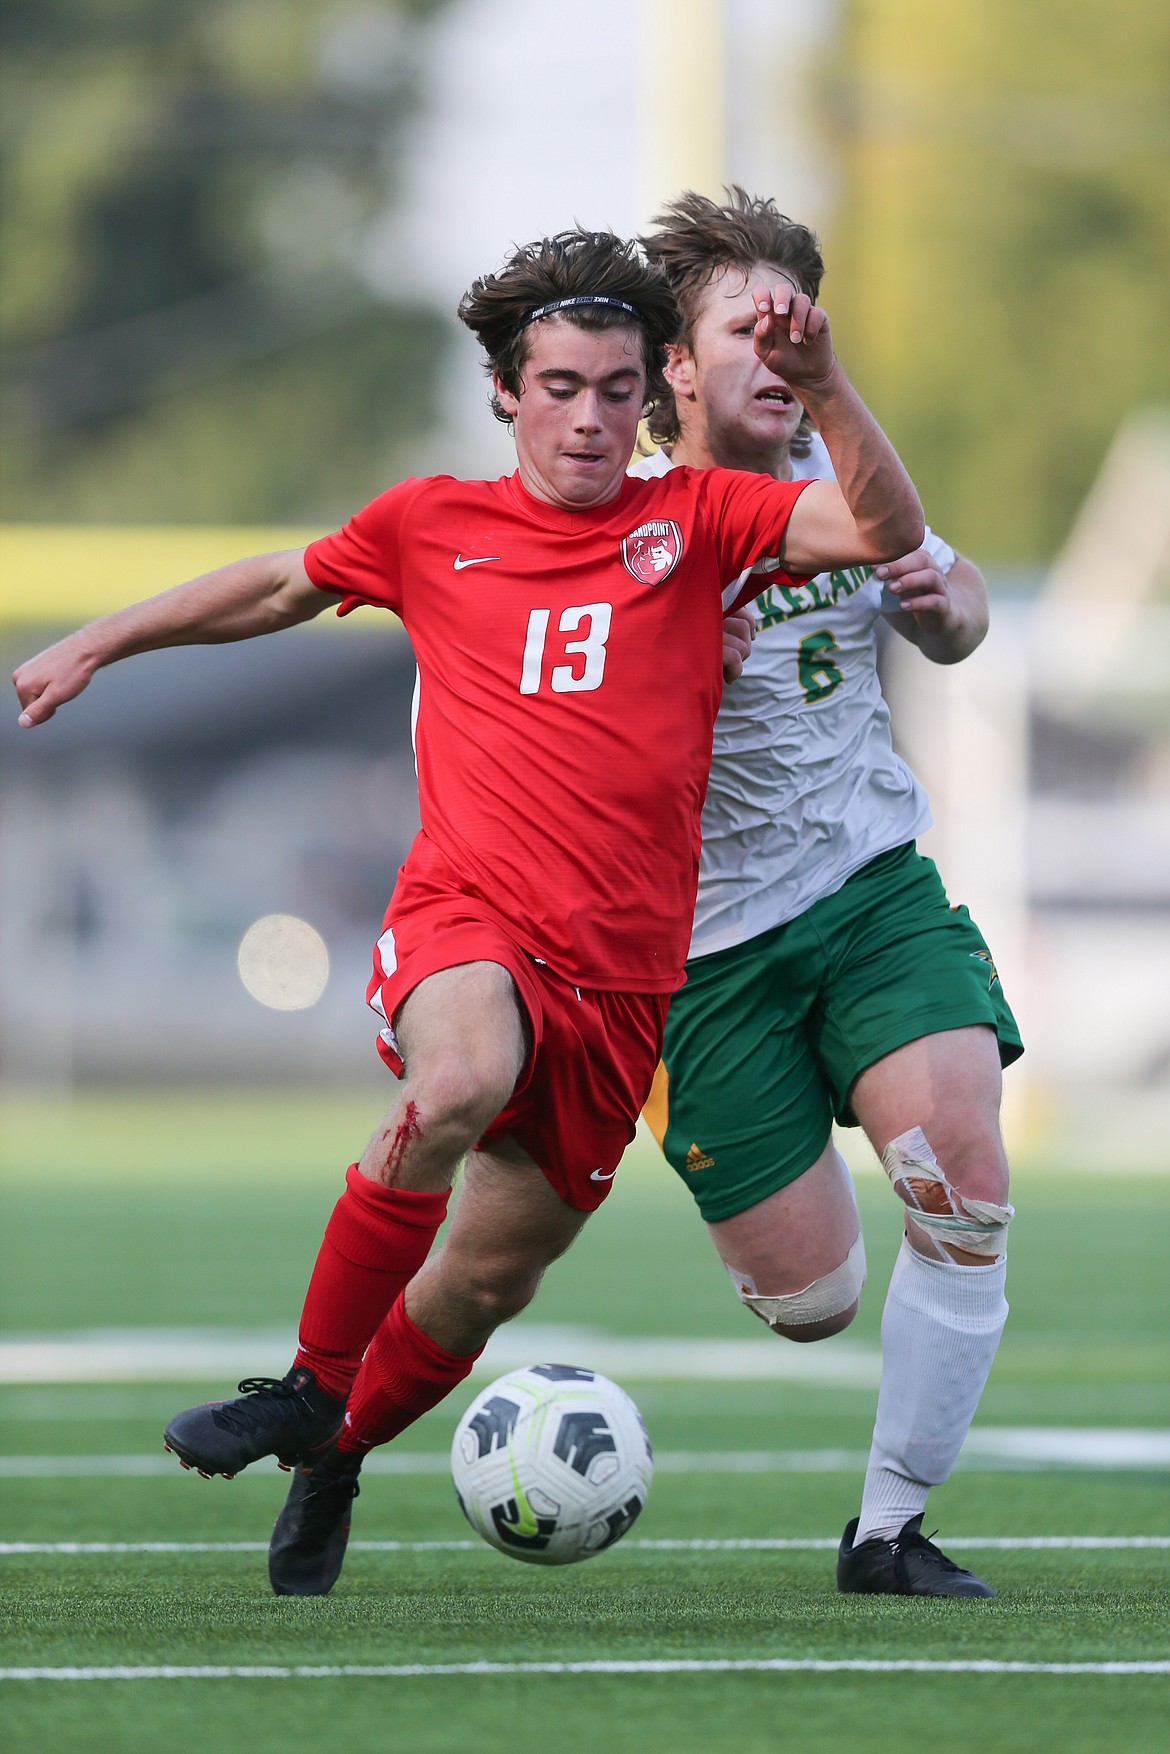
[637,189,1022,1597]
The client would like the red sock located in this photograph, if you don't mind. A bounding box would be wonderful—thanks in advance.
[293,1165,449,1398]
[336,1294,481,1454]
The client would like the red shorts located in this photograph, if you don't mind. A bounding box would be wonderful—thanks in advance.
[366,844,669,1212]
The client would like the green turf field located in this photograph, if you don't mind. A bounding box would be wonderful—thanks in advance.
[1,1090,1167,1752]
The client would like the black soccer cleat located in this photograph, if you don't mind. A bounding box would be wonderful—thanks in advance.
[163,1367,346,1478]
[837,1514,997,1598]
[268,1448,362,1596]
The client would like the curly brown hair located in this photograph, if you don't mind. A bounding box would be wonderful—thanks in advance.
[458,229,679,427]
[640,187,825,454]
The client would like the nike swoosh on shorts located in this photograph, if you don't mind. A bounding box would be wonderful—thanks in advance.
[453,554,500,570]
[590,1168,617,1182]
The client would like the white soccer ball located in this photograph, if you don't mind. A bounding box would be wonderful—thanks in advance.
[450,1364,653,1566]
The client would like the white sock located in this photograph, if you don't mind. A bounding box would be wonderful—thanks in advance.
[853,1236,1008,1546]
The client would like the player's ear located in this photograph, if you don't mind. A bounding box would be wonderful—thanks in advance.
[493,372,521,420]
[664,343,696,401]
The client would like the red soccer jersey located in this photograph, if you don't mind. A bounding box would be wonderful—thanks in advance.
[303,465,811,992]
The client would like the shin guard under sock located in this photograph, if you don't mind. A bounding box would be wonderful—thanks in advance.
[293,1165,449,1399]
[855,1238,1008,1544]
[336,1295,481,1454]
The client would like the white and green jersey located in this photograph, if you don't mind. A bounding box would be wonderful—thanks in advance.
[630,441,953,958]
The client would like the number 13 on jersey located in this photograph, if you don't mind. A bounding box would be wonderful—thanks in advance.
[519,603,612,696]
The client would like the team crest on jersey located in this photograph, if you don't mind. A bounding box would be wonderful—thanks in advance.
[621,519,683,585]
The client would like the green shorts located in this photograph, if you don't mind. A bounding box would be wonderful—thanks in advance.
[654,842,1023,1222]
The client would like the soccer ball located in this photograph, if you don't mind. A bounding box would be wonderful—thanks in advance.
[450,1364,653,1565]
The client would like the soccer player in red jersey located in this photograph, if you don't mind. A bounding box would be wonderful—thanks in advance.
[13,229,923,1594]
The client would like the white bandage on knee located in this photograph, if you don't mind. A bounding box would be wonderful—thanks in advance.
[882,1126,1014,1257]
[728,1232,867,1329]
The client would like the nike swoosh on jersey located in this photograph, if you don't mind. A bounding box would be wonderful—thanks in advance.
[453,554,501,570]
[590,1167,617,1182]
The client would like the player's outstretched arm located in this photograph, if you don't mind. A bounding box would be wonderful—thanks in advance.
[882,552,989,664]
[13,548,330,727]
[750,283,925,572]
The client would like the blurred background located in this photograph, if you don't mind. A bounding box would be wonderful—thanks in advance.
[1,0,1168,1162]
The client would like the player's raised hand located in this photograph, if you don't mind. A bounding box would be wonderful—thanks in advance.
[12,633,99,726]
[752,280,834,391]
[722,609,757,683]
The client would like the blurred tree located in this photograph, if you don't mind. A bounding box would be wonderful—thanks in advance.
[0,0,452,523]
[825,0,1170,564]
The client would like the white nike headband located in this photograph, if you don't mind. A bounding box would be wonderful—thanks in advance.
[518,295,642,328]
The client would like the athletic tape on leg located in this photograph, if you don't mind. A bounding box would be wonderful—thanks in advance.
[881,1126,1013,1257]
[729,1232,866,1328]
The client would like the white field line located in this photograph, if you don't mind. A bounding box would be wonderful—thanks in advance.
[2,1426,1169,1478]
[2,1660,1168,1681]
[0,1449,866,1479]
[1,1536,1166,1557]
[965,1428,1170,1466]
[0,1326,882,1387]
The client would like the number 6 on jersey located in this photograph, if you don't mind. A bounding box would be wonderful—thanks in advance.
[520,603,612,696]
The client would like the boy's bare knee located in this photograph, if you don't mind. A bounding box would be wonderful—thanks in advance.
[949,1152,1011,1210]
[456,1261,540,1327]
[359,1065,517,1189]
[416,1049,518,1135]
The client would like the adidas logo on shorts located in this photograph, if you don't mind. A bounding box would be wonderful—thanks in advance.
[685,1142,715,1172]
